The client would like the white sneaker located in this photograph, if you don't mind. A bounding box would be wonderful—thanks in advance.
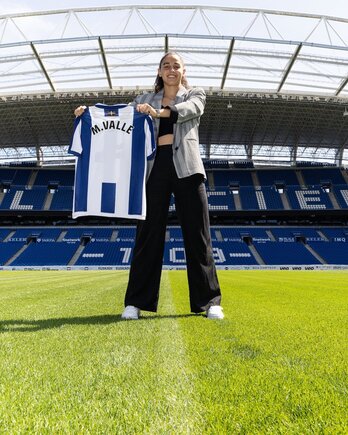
[206,305,224,319]
[121,305,140,320]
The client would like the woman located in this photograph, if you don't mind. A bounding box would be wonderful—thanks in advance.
[75,52,223,320]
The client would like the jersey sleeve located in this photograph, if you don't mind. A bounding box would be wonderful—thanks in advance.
[68,116,83,156]
[145,115,156,160]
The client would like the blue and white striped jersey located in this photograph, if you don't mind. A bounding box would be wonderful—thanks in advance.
[69,103,156,220]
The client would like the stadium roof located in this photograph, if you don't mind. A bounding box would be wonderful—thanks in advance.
[0,5,348,166]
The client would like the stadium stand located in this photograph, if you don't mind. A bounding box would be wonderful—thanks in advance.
[7,228,62,242]
[116,227,136,241]
[1,225,347,268]
[0,242,24,265]
[320,227,348,241]
[308,241,348,265]
[0,166,347,269]
[163,241,258,267]
[0,228,10,241]
[10,242,79,266]
[0,168,31,185]
[301,168,347,186]
[286,186,333,210]
[206,188,235,211]
[254,241,321,265]
[219,227,271,242]
[75,242,133,266]
[61,228,114,242]
[50,187,74,211]
[0,186,47,210]
[238,186,284,210]
[333,185,348,209]
[213,170,254,187]
[269,228,324,242]
[33,169,74,187]
[256,168,300,186]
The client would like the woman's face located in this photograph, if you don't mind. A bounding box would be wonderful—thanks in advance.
[159,54,185,87]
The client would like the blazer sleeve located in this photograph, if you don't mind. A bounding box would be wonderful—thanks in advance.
[169,87,206,123]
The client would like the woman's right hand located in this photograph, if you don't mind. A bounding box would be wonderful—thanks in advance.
[74,105,87,117]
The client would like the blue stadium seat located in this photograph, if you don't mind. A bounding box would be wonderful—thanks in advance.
[213,170,254,187]
[286,186,333,210]
[11,242,79,266]
[213,241,258,265]
[239,186,260,210]
[269,228,324,242]
[62,229,85,242]
[116,227,136,241]
[7,228,62,242]
[219,227,271,242]
[333,185,348,209]
[206,188,235,211]
[259,186,284,210]
[254,241,320,265]
[168,227,183,241]
[257,169,299,186]
[62,228,113,242]
[320,227,348,242]
[301,168,347,186]
[75,242,133,266]
[0,229,11,242]
[0,187,47,210]
[308,241,348,264]
[12,170,32,185]
[0,168,16,182]
[0,242,24,265]
[34,169,74,186]
[0,169,42,185]
[50,188,73,210]
[163,240,258,266]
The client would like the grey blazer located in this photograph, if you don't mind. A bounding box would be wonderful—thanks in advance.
[131,86,206,180]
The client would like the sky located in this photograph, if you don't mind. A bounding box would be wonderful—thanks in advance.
[0,0,348,19]
[1,0,347,164]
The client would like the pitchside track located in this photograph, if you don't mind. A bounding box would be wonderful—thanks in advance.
[0,270,347,433]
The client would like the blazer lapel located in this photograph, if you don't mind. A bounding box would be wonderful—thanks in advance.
[175,86,186,103]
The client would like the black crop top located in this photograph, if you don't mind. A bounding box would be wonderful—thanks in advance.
[158,106,178,138]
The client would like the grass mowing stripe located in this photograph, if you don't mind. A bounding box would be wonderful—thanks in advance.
[146,271,204,433]
[0,271,203,432]
[169,270,348,434]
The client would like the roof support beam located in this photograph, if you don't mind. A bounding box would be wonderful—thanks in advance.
[335,76,348,96]
[36,146,43,166]
[277,43,302,93]
[164,34,169,53]
[98,37,112,89]
[335,144,344,166]
[290,143,298,165]
[220,38,234,90]
[30,42,55,92]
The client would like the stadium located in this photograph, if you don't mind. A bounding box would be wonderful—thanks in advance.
[0,4,347,433]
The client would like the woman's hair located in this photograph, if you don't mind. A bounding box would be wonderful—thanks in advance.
[154,52,189,93]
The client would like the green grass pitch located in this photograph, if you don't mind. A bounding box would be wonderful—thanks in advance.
[0,270,347,433]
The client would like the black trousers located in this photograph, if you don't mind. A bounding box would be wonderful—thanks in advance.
[124,145,221,313]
